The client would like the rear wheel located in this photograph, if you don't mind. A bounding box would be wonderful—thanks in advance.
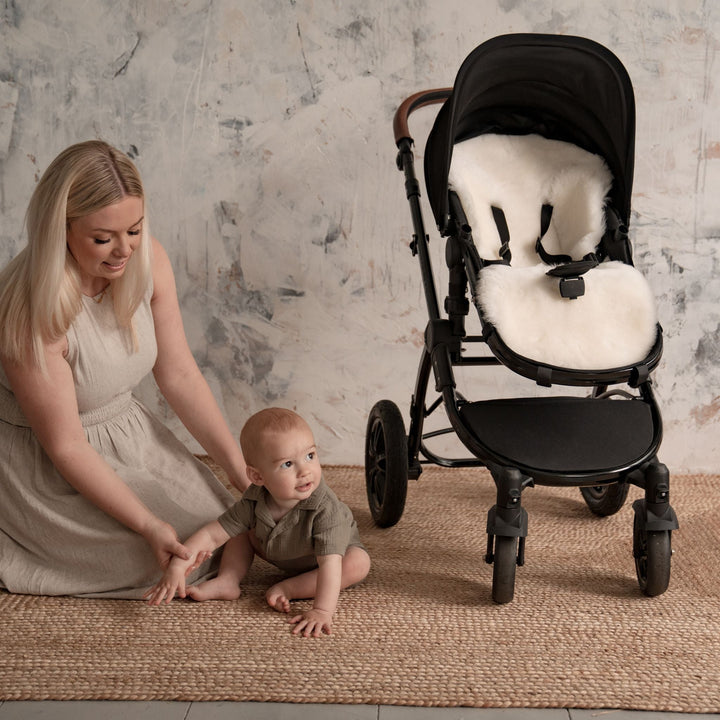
[633,512,671,597]
[365,400,408,528]
[580,482,629,517]
[491,535,518,604]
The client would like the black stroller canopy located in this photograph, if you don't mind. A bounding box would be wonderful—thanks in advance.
[424,34,636,234]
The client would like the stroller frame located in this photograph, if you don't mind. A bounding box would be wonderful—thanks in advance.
[365,34,678,603]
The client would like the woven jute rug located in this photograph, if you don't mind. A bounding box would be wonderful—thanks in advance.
[1,463,718,711]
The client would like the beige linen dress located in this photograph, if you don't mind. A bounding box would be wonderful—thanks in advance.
[0,287,234,598]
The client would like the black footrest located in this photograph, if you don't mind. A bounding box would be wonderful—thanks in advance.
[458,396,656,474]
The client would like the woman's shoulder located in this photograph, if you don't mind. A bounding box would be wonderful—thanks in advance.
[0,330,72,414]
[1,330,69,376]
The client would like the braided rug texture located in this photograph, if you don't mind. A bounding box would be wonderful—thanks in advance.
[1,463,718,710]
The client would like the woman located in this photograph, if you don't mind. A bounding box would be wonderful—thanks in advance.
[0,140,249,598]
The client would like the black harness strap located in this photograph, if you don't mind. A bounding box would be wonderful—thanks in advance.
[535,204,573,265]
[488,204,600,298]
[534,203,600,299]
[490,206,512,264]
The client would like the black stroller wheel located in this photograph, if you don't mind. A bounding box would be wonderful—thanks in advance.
[365,400,408,528]
[633,512,671,596]
[491,535,518,604]
[580,483,630,516]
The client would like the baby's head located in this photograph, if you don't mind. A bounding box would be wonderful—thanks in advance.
[240,408,313,465]
[240,408,321,501]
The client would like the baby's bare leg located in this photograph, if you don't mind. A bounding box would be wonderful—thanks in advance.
[266,546,370,612]
[187,534,254,602]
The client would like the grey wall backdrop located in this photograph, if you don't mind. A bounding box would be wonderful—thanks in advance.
[1,1,718,471]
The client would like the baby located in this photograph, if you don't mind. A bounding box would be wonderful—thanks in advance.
[145,407,370,637]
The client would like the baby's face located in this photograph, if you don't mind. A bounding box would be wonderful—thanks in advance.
[254,425,322,504]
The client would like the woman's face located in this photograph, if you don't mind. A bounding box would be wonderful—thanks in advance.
[66,195,144,297]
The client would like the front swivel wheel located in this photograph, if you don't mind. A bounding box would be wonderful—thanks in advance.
[633,512,671,597]
[365,400,409,528]
[491,535,518,604]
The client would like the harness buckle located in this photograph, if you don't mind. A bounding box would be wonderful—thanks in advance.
[559,276,585,299]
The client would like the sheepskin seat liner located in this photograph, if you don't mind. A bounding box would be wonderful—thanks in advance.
[448,134,658,371]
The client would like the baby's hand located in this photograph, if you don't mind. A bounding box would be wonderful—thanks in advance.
[185,549,213,576]
[289,608,333,637]
[143,560,189,606]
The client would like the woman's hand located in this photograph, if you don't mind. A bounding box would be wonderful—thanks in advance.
[141,517,191,569]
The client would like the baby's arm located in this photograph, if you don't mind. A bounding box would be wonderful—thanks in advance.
[144,520,231,605]
[289,553,342,637]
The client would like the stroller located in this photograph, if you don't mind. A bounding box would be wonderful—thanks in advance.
[364,34,678,603]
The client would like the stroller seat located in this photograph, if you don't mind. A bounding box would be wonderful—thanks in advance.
[449,133,658,371]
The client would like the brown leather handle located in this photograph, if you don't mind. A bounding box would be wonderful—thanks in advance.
[393,88,452,146]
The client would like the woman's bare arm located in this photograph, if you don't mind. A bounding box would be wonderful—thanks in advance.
[150,237,248,491]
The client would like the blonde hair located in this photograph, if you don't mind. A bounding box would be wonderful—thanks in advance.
[0,140,152,370]
[240,408,313,467]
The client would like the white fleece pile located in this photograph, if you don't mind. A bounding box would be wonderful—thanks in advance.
[447,133,658,370]
[478,262,658,370]
[449,133,612,267]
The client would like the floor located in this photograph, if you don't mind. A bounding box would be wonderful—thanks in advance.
[0,705,717,719]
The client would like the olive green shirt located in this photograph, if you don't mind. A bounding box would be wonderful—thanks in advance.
[217,477,364,573]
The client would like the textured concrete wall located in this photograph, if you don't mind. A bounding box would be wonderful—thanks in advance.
[1,1,718,471]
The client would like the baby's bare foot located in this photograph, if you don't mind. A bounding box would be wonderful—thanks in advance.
[266,583,291,613]
[186,576,241,602]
